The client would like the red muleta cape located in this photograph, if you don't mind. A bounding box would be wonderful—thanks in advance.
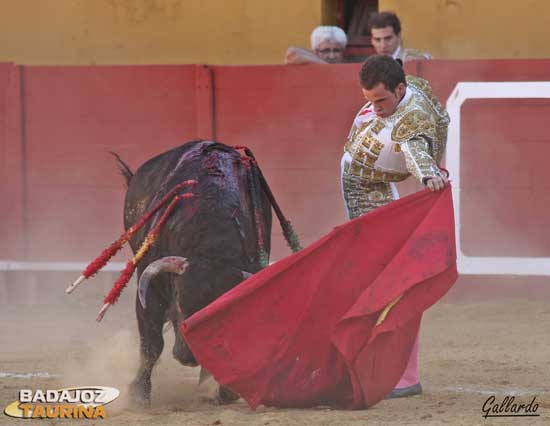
[181,185,457,409]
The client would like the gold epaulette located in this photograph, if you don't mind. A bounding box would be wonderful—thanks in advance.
[405,75,450,163]
[392,109,436,143]
[406,76,448,122]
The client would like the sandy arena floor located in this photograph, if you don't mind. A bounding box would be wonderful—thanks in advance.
[1,274,549,426]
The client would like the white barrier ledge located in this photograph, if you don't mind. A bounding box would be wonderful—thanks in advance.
[0,261,125,272]
[447,81,550,276]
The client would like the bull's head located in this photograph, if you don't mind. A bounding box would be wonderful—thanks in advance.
[138,256,253,311]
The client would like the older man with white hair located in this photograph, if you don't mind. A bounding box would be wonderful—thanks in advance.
[285,26,347,65]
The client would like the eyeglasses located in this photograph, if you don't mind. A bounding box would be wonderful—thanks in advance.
[316,48,343,55]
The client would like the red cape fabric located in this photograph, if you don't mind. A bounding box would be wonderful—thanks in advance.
[181,186,457,409]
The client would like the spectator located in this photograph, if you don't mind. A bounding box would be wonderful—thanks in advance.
[368,11,431,62]
[285,26,347,65]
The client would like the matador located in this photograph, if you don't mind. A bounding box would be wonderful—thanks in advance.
[340,55,450,397]
[341,74,449,219]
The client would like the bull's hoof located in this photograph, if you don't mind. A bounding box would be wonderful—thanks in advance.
[128,381,151,409]
[214,385,240,405]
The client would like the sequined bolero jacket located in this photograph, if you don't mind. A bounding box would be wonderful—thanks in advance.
[343,75,450,186]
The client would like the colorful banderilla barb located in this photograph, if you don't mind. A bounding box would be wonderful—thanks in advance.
[233,146,302,254]
[96,192,195,322]
[65,179,197,295]
[240,154,269,267]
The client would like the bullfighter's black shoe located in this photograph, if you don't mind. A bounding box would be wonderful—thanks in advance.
[387,382,423,399]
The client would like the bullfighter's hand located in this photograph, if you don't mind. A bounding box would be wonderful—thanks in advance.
[426,175,448,192]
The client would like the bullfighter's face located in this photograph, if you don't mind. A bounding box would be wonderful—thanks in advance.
[361,82,406,118]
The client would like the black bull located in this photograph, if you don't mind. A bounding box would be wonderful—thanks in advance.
[114,141,283,406]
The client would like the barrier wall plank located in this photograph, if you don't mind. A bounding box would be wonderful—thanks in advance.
[418,59,550,102]
[460,99,550,257]
[1,59,549,267]
[20,65,200,260]
[0,64,25,259]
[212,63,364,259]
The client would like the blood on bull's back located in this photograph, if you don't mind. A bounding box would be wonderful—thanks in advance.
[123,141,272,275]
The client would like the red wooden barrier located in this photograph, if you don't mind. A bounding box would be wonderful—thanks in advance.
[0,63,25,259]
[0,60,549,268]
[213,63,363,255]
[8,65,200,261]
[412,60,550,262]
[460,99,550,258]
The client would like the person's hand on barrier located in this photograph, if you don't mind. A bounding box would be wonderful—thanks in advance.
[284,47,328,65]
[426,175,448,191]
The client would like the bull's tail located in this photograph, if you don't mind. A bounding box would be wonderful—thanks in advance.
[243,148,302,254]
[109,151,134,187]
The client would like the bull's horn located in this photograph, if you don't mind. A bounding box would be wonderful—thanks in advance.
[138,256,189,309]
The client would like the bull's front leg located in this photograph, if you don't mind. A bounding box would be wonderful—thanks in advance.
[129,292,165,407]
[172,314,198,366]
[198,367,240,404]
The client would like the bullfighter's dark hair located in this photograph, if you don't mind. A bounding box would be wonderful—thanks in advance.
[359,55,406,92]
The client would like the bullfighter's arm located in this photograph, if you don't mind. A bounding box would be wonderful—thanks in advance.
[400,135,445,185]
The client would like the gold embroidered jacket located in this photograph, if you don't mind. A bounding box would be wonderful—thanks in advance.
[341,75,449,219]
